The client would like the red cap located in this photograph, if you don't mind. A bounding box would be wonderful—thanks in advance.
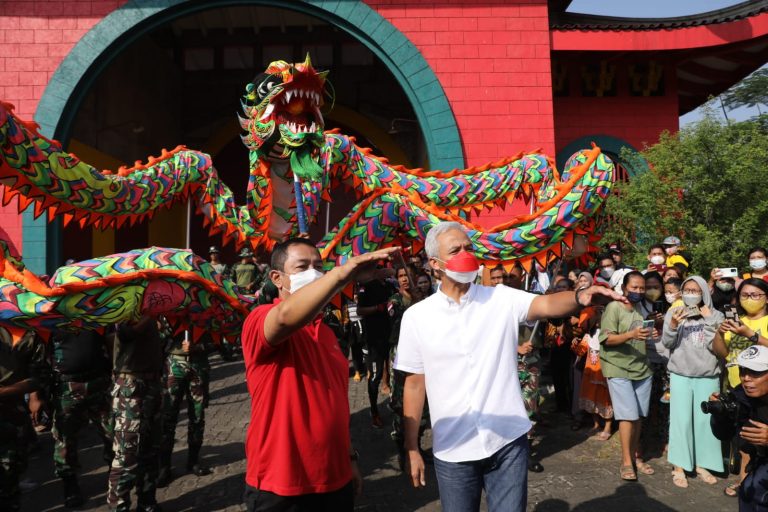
[445,251,480,272]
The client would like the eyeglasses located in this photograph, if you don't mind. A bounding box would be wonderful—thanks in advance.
[740,293,767,300]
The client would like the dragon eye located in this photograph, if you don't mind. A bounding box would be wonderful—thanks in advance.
[257,75,282,99]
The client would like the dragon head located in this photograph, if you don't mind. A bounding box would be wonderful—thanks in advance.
[241,54,328,181]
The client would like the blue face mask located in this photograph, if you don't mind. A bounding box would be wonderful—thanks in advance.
[626,291,645,304]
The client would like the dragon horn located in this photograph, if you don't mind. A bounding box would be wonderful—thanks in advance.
[303,53,312,69]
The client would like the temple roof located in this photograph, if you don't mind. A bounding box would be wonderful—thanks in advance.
[550,0,768,31]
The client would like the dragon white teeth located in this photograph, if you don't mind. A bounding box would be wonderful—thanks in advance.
[286,91,293,102]
[259,103,274,121]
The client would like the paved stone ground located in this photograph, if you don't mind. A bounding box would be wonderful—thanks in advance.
[22,355,737,511]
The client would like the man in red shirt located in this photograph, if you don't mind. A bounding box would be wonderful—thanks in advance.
[241,237,397,511]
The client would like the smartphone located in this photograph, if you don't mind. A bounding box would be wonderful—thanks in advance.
[642,319,655,330]
[719,267,738,278]
[652,264,667,272]
[685,305,702,318]
[724,304,740,323]
[652,301,665,315]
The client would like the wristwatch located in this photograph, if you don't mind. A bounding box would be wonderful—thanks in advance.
[749,331,760,343]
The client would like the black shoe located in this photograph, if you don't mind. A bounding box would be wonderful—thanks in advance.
[156,467,172,488]
[63,477,84,508]
[527,458,544,473]
[187,463,212,476]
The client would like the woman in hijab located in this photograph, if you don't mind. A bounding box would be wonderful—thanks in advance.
[661,276,728,488]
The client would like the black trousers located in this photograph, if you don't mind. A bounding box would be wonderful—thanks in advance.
[365,337,389,416]
[244,482,353,512]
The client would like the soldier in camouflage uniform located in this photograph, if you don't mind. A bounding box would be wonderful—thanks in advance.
[387,265,429,470]
[107,316,164,512]
[157,325,213,487]
[50,328,113,507]
[0,327,47,512]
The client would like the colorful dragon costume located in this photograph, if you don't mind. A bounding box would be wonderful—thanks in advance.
[0,55,614,339]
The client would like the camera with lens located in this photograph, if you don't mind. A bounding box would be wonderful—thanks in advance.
[701,392,740,419]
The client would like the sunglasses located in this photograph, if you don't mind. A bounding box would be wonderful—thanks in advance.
[739,367,768,378]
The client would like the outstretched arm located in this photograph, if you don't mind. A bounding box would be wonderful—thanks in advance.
[527,286,625,322]
[263,247,400,346]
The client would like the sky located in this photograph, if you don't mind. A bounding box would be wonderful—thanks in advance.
[568,0,766,126]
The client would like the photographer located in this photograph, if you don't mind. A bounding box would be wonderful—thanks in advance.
[709,345,768,511]
[717,278,768,497]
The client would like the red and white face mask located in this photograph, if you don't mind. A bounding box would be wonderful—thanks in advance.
[437,251,480,284]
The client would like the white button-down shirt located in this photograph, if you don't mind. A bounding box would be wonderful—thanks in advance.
[394,283,535,463]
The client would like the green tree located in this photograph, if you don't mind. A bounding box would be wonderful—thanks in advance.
[603,114,768,275]
[722,68,768,115]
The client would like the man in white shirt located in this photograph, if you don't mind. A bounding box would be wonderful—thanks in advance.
[394,222,622,512]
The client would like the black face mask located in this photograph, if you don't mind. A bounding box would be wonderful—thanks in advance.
[626,291,645,304]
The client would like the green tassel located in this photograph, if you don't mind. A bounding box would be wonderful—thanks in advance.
[289,147,322,181]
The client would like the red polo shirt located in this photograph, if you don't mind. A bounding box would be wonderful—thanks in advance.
[241,301,352,496]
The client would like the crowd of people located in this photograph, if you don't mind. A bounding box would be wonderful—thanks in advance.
[4,228,768,511]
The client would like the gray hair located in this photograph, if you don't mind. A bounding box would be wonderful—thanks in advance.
[424,221,467,259]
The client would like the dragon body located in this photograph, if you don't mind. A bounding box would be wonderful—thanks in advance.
[0,56,614,339]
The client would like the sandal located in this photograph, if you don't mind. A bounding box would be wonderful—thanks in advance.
[620,465,637,481]
[594,431,611,441]
[672,470,688,488]
[696,467,717,485]
[636,461,655,475]
[724,482,740,497]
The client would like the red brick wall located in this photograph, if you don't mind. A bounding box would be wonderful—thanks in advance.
[0,195,22,256]
[365,0,555,163]
[553,62,680,155]
[0,1,128,251]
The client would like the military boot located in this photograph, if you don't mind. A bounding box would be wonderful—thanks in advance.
[186,445,212,476]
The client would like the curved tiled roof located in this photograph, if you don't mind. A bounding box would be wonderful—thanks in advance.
[551,0,768,31]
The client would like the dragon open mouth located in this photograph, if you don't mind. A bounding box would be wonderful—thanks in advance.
[268,89,323,135]
[241,55,329,180]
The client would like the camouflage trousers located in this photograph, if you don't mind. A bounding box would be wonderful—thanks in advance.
[389,347,429,449]
[107,375,162,512]
[518,360,541,432]
[0,400,28,512]
[160,355,209,465]
[52,376,113,478]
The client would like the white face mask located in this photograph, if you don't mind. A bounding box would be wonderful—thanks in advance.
[444,269,478,284]
[665,292,678,304]
[600,267,615,280]
[682,293,701,307]
[650,255,665,265]
[750,259,767,270]
[284,268,325,293]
